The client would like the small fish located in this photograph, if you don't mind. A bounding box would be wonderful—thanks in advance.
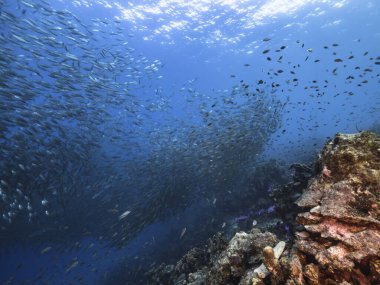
[306,48,313,52]
[235,215,248,222]
[262,49,270,54]
[107,209,118,213]
[334,58,343,62]
[40,246,52,254]
[180,227,186,239]
[267,205,276,213]
[119,210,131,220]
[262,37,271,42]
[66,260,79,272]
[222,222,226,228]
[12,34,28,43]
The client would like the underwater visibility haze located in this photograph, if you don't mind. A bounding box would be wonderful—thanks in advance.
[0,0,379,284]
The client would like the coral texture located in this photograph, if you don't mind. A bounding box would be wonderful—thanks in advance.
[289,132,380,284]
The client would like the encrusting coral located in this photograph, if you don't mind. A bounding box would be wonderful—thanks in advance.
[288,132,380,285]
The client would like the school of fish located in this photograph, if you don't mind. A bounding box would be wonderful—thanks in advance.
[0,0,379,284]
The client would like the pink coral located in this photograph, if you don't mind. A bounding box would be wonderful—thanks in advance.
[322,165,331,177]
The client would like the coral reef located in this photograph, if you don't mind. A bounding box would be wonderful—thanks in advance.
[289,132,380,285]
[146,229,279,284]
[147,132,380,285]
[250,241,286,285]
[205,230,278,284]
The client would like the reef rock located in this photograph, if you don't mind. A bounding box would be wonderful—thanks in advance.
[149,229,280,285]
[205,229,278,284]
[289,132,380,284]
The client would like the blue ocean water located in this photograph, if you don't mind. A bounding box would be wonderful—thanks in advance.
[0,0,379,284]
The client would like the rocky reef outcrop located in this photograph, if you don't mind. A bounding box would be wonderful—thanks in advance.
[147,132,380,284]
[288,131,380,285]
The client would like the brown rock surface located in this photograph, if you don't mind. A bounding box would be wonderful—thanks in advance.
[289,132,380,284]
[206,229,278,284]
